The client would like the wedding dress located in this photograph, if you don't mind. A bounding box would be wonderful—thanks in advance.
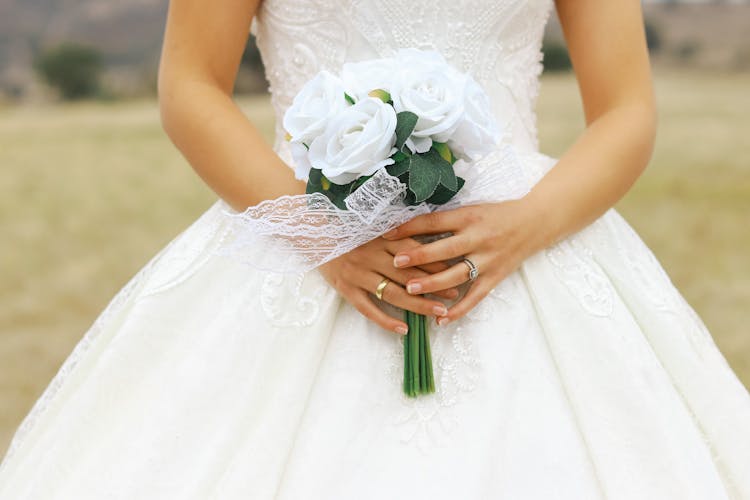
[1,0,749,498]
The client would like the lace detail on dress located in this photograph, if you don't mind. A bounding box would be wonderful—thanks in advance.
[260,272,328,328]
[383,276,523,454]
[254,0,555,154]
[545,237,615,318]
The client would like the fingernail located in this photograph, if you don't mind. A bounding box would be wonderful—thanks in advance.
[395,325,408,335]
[393,255,410,267]
[437,317,450,326]
[383,229,397,239]
[433,304,448,316]
[406,282,422,294]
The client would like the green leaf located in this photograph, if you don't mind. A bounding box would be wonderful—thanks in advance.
[395,111,418,151]
[386,155,411,178]
[305,168,355,210]
[391,150,408,163]
[344,92,355,105]
[305,168,324,194]
[425,184,456,205]
[349,174,372,194]
[326,181,352,210]
[425,148,457,191]
[407,153,441,203]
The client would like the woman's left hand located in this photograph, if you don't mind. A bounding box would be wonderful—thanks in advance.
[382,198,549,325]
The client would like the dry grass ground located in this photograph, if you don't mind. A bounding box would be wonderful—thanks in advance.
[0,71,748,455]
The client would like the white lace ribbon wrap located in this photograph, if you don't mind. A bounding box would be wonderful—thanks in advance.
[217,144,531,273]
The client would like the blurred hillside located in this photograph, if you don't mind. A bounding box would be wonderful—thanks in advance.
[545,3,750,71]
[0,1,749,102]
[0,0,264,101]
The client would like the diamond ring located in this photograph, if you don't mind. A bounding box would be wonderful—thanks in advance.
[462,258,479,282]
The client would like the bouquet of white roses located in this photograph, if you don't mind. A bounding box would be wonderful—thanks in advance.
[282,48,500,397]
[219,48,530,398]
[284,48,499,210]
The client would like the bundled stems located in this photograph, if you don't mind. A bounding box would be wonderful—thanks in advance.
[403,310,435,397]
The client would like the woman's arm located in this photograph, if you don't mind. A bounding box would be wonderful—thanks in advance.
[157,0,304,212]
[384,0,657,323]
[526,0,657,248]
[157,0,455,334]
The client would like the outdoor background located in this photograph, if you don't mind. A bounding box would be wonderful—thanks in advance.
[1,1,749,455]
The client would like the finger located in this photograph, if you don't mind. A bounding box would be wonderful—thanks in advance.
[350,290,409,336]
[393,234,471,269]
[382,210,464,240]
[382,236,422,255]
[417,261,451,274]
[427,286,460,300]
[384,238,457,296]
[404,259,475,296]
[371,274,449,318]
[373,254,459,299]
[437,279,492,326]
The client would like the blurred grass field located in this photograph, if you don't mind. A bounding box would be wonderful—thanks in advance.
[1,71,748,454]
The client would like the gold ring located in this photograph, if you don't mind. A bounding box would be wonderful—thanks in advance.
[375,277,390,300]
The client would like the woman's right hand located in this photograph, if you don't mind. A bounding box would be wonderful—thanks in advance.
[318,236,457,335]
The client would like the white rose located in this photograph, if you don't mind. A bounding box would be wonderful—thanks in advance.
[447,77,500,161]
[282,70,348,145]
[390,49,467,153]
[289,141,313,180]
[308,97,397,185]
[341,57,396,101]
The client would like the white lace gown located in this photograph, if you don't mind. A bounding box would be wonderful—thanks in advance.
[1,1,749,498]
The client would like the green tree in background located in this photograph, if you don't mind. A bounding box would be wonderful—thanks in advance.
[542,40,572,72]
[33,42,103,100]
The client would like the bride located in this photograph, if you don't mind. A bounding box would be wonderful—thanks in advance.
[1,0,749,498]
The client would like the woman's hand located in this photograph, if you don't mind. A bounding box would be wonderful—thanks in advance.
[382,198,548,325]
[318,237,459,336]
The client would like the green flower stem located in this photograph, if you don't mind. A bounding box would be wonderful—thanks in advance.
[424,318,435,393]
[410,311,420,393]
[403,310,412,396]
[403,310,436,397]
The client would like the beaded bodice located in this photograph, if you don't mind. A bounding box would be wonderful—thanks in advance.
[251,0,555,160]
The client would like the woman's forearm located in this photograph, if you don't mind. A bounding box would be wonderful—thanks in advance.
[158,79,305,212]
[522,100,657,252]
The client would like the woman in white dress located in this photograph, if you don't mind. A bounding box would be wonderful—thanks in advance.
[1,0,749,498]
